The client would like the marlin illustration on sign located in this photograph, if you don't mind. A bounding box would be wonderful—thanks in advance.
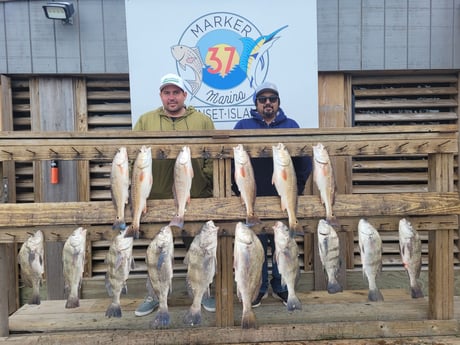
[239,25,288,87]
[171,45,204,97]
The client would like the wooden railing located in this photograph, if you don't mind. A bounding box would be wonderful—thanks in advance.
[0,125,458,336]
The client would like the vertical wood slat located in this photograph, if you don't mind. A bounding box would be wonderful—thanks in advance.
[214,159,234,327]
[1,75,17,203]
[427,153,454,319]
[317,73,354,275]
[0,244,10,336]
[35,78,79,300]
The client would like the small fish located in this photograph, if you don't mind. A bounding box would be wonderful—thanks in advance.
[233,222,264,329]
[105,230,134,318]
[17,230,44,305]
[169,146,193,230]
[273,221,302,311]
[110,147,130,230]
[317,219,343,294]
[272,143,298,233]
[399,218,424,298]
[183,220,219,326]
[171,45,204,96]
[62,227,87,308]
[125,145,153,239]
[146,225,174,329]
[233,144,260,226]
[313,143,337,223]
[358,219,384,302]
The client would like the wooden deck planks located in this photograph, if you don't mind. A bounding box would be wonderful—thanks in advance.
[5,290,460,345]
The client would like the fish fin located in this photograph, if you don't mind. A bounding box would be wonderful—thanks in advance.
[130,257,136,270]
[281,168,288,181]
[104,274,113,297]
[151,311,171,329]
[169,216,184,229]
[121,282,128,295]
[241,309,257,329]
[326,216,340,228]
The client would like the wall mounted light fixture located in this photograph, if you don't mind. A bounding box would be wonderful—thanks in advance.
[42,2,75,24]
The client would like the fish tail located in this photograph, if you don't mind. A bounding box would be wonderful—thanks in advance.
[124,225,139,239]
[183,308,201,326]
[105,303,122,318]
[30,294,41,305]
[169,215,184,230]
[241,309,257,329]
[368,288,384,302]
[286,295,302,311]
[410,284,424,299]
[326,215,340,228]
[326,281,343,294]
[65,296,80,308]
[246,214,261,227]
[151,310,171,329]
[112,219,126,231]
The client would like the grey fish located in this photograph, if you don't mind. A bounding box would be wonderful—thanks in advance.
[110,147,130,230]
[105,229,134,317]
[313,143,337,224]
[272,143,298,233]
[17,230,44,305]
[317,219,343,294]
[146,225,174,329]
[233,222,264,329]
[358,219,384,302]
[169,146,193,230]
[273,221,302,311]
[126,145,153,238]
[399,218,424,298]
[62,227,87,308]
[233,144,260,226]
[183,220,219,326]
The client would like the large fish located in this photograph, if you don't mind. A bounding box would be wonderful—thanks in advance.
[110,147,130,231]
[313,143,336,223]
[105,229,134,317]
[399,218,424,298]
[358,219,384,302]
[17,230,44,305]
[233,144,260,226]
[62,227,87,308]
[125,145,153,238]
[233,222,264,329]
[272,143,298,233]
[169,146,193,230]
[183,220,219,326]
[273,221,302,311]
[317,219,343,294]
[146,225,174,329]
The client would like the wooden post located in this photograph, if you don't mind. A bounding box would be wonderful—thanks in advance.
[427,153,454,319]
[214,159,234,327]
[0,244,9,336]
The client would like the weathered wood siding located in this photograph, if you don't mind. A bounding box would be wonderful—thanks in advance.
[1,0,460,73]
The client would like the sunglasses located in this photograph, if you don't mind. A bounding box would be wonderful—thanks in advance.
[257,96,279,104]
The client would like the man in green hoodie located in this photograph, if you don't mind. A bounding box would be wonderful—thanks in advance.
[133,73,216,316]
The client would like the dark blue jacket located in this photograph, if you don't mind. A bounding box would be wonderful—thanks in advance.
[233,108,312,196]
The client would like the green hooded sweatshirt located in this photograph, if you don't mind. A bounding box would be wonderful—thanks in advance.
[133,106,214,199]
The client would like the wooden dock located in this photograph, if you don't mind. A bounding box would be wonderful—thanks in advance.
[3,289,460,345]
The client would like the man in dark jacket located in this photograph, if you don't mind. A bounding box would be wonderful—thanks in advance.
[233,82,312,307]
